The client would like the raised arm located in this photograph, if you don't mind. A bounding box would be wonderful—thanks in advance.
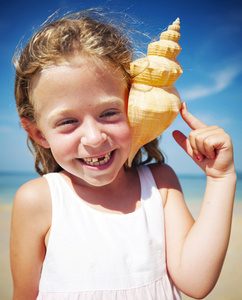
[10,177,51,300]
[165,103,237,298]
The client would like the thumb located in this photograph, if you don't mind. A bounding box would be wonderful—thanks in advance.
[172,130,193,158]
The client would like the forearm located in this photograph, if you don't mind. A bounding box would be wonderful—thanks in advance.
[178,172,237,297]
[13,288,39,300]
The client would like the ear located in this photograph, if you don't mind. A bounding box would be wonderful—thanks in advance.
[21,117,50,149]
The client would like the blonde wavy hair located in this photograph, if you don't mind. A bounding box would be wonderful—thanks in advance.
[14,9,164,175]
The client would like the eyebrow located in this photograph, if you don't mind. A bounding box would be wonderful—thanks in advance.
[47,108,73,126]
[99,98,125,108]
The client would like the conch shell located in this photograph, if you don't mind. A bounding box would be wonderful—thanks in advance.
[127,18,183,166]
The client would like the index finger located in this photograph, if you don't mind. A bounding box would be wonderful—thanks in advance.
[180,102,207,130]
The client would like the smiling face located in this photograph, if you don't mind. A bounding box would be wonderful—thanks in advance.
[28,57,132,187]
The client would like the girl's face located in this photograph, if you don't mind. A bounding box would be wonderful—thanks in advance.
[30,58,132,187]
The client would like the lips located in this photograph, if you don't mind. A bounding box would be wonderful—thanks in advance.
[81,152,112,166]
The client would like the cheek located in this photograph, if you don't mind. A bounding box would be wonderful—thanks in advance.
[115,122,132,149]
[47,135,76,159]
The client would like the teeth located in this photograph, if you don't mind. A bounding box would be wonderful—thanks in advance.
[82,152,111,166]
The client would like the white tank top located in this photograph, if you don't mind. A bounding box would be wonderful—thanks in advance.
[37,165,181,299]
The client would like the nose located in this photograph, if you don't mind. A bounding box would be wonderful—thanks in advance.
[80,117,107,148]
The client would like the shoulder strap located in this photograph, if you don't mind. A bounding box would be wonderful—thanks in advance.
[137,165,158,188]
[137,165,162,204]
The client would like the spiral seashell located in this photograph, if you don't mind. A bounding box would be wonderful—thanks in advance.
[127,18,182,166]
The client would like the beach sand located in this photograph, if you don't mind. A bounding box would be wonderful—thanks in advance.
[1,202,242,299]
[0,205,13,299]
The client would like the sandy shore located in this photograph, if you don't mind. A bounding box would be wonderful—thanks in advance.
[1,202,242,299]
[0,205,13,299]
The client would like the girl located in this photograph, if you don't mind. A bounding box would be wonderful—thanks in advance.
[10,10,237,300]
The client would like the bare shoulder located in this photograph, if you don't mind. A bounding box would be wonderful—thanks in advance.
[148,162,182,191]
[14,176,51,209]
[147,163,182,207]
[12,176,52,235]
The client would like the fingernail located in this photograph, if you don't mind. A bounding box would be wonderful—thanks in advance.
[196,156,202,161]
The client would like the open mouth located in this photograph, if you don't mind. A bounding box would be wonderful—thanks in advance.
[81,151,113,166]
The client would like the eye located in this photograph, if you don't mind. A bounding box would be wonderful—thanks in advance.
[57,119,77,126]
[100,110,121,121]
[56,119,78,132]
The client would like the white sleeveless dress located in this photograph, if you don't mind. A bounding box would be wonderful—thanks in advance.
[36,165,181,299]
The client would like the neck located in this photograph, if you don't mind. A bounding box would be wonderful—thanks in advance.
[61,167,141,214]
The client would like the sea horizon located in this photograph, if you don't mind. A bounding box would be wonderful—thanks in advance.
[0,170,241,205]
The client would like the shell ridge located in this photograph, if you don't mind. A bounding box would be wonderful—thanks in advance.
[127,18,182,166]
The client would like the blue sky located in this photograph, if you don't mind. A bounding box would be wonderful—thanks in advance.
[1,0,242,175]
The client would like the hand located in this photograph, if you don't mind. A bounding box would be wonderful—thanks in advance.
[172,103,235,179]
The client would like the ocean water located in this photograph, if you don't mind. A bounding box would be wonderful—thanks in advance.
[0,172,39,204]
[179,173,242,203]
[0,171,241,205]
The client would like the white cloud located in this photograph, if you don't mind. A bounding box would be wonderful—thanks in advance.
[180,64,242,101]
[189,112,230,127]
